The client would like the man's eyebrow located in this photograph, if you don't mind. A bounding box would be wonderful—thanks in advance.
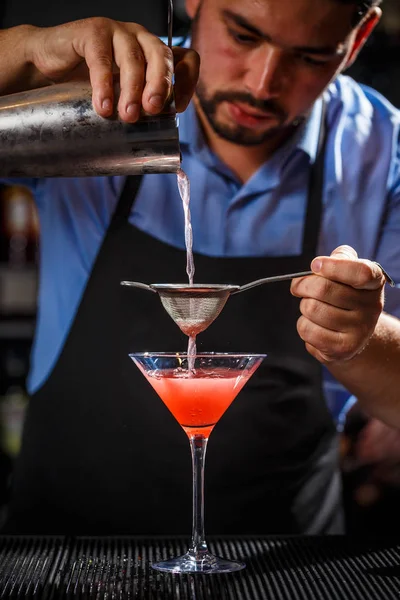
[222,9,346,56]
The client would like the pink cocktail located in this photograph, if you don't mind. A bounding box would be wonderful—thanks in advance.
[143,367,249,437]
[131,352,265,574]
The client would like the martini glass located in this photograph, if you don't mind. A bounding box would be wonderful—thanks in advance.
[130,352,265,574]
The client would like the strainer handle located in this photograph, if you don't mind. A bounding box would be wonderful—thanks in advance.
[120,281,157,292]
[232,271,313,295]
[168,0,173,49]
[233,262,395,295]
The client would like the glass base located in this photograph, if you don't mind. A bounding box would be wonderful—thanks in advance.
[152,551,245,574]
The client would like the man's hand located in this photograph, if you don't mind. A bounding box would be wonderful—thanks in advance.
[357,418,400,466]
[2,18,200,122]
[342,415,400,506]
[290,245,385,364]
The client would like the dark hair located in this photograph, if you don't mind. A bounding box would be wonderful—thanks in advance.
[336,0,382,26]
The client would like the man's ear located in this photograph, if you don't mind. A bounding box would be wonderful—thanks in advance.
[345,7,381,69]
[185,0,202,20]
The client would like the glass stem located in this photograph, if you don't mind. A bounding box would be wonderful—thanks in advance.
[188,434,209,556]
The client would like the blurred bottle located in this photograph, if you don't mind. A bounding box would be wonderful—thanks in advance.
[29,196,40,265]
[1,185,39,267]
[0,386,28,457]
[0,347,29,458]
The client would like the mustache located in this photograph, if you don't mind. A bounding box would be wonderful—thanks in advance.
[211,91,288,122]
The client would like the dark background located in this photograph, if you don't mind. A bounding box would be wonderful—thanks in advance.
[1,0,399,104]
[0,0,190,36]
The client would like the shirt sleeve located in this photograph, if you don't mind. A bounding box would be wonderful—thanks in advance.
[324,114,400,418]
[376,127,400,319]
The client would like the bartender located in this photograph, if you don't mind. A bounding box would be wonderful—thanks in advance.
[0,0,400,535]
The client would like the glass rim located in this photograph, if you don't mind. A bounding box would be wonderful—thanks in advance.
[129,352,267,358]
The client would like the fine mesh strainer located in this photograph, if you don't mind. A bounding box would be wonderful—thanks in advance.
[121,263,395,337]
[121,282,240,336]
[120,272,312,336]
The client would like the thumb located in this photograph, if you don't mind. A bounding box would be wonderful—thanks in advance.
[311,245,385,290]
[330,245,358,261]
[173,47,200,112]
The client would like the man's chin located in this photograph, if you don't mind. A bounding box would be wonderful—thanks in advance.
[212,121,283,147]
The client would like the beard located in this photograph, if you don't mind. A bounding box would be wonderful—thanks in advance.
[195,80,295,147]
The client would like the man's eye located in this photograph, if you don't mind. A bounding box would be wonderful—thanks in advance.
[228,29,258,45]
[300,55,329,67]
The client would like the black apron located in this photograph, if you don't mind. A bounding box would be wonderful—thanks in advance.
[4,111,342,535]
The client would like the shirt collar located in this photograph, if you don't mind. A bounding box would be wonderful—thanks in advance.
[294,96,324,165]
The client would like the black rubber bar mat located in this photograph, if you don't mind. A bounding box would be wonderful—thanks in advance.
[0,536,400,599]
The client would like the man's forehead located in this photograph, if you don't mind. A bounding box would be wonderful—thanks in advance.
[209,0,356,42]
[211,0,356,25]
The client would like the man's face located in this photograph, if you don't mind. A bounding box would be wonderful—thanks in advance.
[186,0,371,146]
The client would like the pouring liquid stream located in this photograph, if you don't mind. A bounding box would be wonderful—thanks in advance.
[177,168,197,372]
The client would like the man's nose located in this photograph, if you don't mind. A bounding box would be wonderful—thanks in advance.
[244,45,286,99]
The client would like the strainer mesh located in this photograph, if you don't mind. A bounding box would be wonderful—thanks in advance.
[159,291,231,336]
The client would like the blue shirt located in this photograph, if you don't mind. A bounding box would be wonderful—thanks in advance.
[3,75,400,418]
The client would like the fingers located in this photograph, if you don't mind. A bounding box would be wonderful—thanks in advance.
[112,29,147,121]
[299,298,355,331]
[293,247,385,362]
[89,24,196,119]
[80,26,115,118]
[310,245,385,291]
[136,30,174,115]
[31,18,197,122]
[115,36,197,118]
[296,291,383,362]
[297,317,368,362]
[295,283,383,362]
[110,24,175,120]
[291,274,381,311]
[173,47,200,112]
[59,18,118,118]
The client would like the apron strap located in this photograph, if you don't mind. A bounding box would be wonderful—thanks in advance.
[302,98,328,256]
[110,175,144,226]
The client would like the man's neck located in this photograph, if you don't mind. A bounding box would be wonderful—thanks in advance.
[193,97,296,184]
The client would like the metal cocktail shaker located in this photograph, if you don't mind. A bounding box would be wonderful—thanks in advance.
[0,81,180,177]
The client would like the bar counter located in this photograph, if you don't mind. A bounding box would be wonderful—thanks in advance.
[0,535,399,599]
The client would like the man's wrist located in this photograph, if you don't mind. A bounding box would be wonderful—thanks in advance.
[20,25,45,87]
[0,25,41,95]
[20,25,39,67]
